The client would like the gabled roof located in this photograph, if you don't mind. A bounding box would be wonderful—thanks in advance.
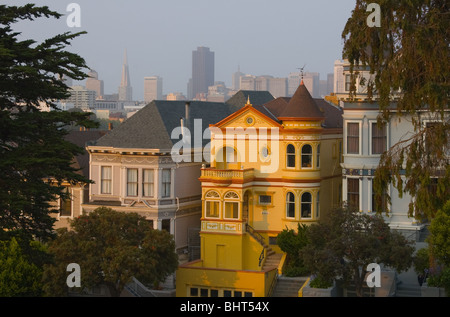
[93,100,237,150]
[277,81,325,121]
[226,90,275,112]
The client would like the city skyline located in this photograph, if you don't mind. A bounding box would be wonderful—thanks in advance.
[5,0,357,100]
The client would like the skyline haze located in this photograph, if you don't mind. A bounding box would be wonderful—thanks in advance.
[4,0,357,101]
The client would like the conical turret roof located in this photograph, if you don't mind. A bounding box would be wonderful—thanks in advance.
[278,81,324,121]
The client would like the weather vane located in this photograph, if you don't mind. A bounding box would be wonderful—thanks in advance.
[297,64,306,80]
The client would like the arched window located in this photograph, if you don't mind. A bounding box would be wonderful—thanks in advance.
[286,192,295,218]
[224,191,239,219]
[286,144,296,168]
[301,192,312,218]
[205,190,220,218]
[301,144,312,168]
[316,144,320,168]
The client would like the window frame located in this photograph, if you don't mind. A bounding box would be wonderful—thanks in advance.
[126,168,138,197]
[369,120,388,156]
[346,121,361,155]
[142,169,155,198]
[161,169,172,198]
[347,177,361,211]
[301,144,313,169]
[286,192,296,219]
[223,191,240,220]
[300,192,312,219]
[286,144,296,168]
[100,166,112,194]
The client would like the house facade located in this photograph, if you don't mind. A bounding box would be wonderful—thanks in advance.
[176,82,343,297]
[336,60,449,240]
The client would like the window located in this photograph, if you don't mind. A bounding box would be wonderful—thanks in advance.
[224,202,239,219]
[345,74,351,91]
[206,201,220,218]
[259,195,271,205]
[347,178,360,209]
[190,288,199,297]
[286,144,296,168]
[316,191,320,218]
[301,144,312,168]
[210,290,219,297]
[162,169,171,198]
[371,122,387,155]
[142,169,154,197]
[60,187,72,217]
[200,288,208,297]
[347,122,360,154]
[224,191,239,219]
[301,192,312,218]
[162,219,170,232]
[371,182,387,213]
[127,168,138,196]
[316,144,320,168]
[286,192,295,218]
[101,166,112,194]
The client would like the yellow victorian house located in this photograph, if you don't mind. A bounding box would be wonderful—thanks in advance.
[176,82,343,297]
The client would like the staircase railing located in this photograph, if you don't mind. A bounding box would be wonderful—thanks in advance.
[245,223,266,247]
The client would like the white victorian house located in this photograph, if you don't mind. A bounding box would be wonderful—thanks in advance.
[335,60,448,241]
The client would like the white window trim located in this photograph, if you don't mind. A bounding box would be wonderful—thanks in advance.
[142,168,155,198]
[345,120,362,156]
[100,165,113,195]
[223,201,240,220]
[369,120,389,156]
[344,176,362,212]
[204,200,221,219]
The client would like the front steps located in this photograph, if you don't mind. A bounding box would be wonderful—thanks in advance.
[272,276,308,297]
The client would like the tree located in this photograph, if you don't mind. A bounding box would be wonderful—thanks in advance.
[341,0,449,220]
[42,207,179,297]
[0,4,98,241]
[0,237,46,296]
[300,206,414,297]
[276,224,310,277]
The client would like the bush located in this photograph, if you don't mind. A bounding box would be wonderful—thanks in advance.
[309,275,333,289]
[413,247,430,276]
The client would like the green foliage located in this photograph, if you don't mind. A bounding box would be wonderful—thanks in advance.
[342,0,450,220]
[42,207,179,297]
[428,200,450,267]
[309,275,333,289]
[413,247,430,276]
[277,224,310,277]
[0,237,45,296]
[300,206,414,297]
[0,4,98,241]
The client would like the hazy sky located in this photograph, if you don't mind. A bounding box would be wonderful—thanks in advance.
[4,0,357,100]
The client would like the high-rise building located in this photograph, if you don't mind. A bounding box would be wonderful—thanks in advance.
[232,66,244,91]
[86,69,104,99]
[63,85,96,110]
[118,49,133,101]
[191,47,214,99]
[144,76,163,103]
